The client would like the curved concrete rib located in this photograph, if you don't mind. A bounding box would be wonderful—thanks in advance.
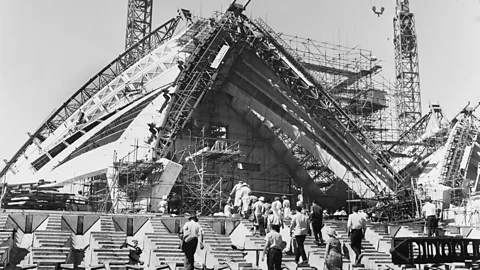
[238,51,395,189]
[229,93,324,199]
[228,53,392,194]
[226,83,375,198]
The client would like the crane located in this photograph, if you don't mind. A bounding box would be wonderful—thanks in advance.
[393,0,422,138]
[125,0,153,52]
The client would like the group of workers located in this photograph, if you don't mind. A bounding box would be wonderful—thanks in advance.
[172,180,441,270]
[262,204,368,270]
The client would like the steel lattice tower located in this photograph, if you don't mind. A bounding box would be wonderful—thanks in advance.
[394,0,422,135]
[125,0,153,50]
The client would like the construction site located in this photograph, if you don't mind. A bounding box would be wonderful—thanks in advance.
[0,0,479,269]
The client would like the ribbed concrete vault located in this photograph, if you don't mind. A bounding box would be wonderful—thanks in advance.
[218,49,393,197]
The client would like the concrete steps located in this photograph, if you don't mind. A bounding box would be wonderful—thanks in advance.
[45,214,62,231]
[31,230,72,270]
[35,231,71,248]
[199,220,247,264]
[100,216,116,232]
[0,216,8,230]
[147,218,185,266]
[324,221,399,270]
[31,247,70,270]
[90,230,128,266]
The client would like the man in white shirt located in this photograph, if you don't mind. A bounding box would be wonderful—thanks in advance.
[158,195,168,214]
[282,195,291,219]
[240,183,252,218]
[230,180,244,213]
[422,196,437,237]
[180,216,204,270]
[262,224,284,270]
[272,197,282,216]
[224,201,232,217]
[347,206,366,267]
[253,197,266,236]
[290,206,309,265]
[267,210,281,232]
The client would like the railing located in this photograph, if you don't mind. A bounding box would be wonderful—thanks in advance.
[391,236,480,265]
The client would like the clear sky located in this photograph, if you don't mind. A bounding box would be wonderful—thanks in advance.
[0,0,479,167]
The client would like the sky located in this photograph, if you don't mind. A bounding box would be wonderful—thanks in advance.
[0,0,479,167]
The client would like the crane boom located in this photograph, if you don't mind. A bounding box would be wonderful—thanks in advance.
[394,0,422,137]
[125,0,153,51]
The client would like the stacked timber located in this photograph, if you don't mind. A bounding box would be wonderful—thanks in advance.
[0,182,86,210]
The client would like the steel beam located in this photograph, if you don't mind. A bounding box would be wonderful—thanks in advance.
[391,237,480,265]
[0,17,180,179]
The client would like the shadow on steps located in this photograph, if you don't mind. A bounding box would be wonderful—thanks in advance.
[7,246,29,270]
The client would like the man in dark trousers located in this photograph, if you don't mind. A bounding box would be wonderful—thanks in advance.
[262,224,284,270]
[422,196,437,237]
[290,205,309,265]
[310,200,324,245]
[180,216,204,270]
[347,206,366,267]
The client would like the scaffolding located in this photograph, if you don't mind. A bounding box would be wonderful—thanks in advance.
[440,108,480,205]
[174,137,241,215]
[280,34,397,146]
[85,142,165,213]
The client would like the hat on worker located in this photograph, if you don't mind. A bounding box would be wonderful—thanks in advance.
[188,215,199,222]
[259,197,265,202]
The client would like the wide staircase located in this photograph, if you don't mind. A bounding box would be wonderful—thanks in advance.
[0,216,14,270]
[90,216,129,269]
[198,219,256,269]
[45,214,63,231]
[238,219,351,270]
[146,217,184,268]
[31,229,72,270]
[323,220,399,270]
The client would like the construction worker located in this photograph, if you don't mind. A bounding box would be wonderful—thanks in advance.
[180,216,204,270]
[262,224,284,270]
[310,200,324,245]
[253,197,266,236]
[271,197,282,219]
[223,201,232,217]
[240,183,252,218]
[230,180,244,214]
[347,206,366,267]
[282,195,291,219]
[422,196,437,237]
[158,195,168,214]
[290,205,309,266]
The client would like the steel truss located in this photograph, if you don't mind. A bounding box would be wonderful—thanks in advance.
[125,0,153,51]
[262,121,340,189]
[153,12,248,160]
[394,0,422,135]
[281,35,394,146]
[250,18,400,195]
[0,17,181,179]
[176,137,241,215]
[440,108,480,204]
